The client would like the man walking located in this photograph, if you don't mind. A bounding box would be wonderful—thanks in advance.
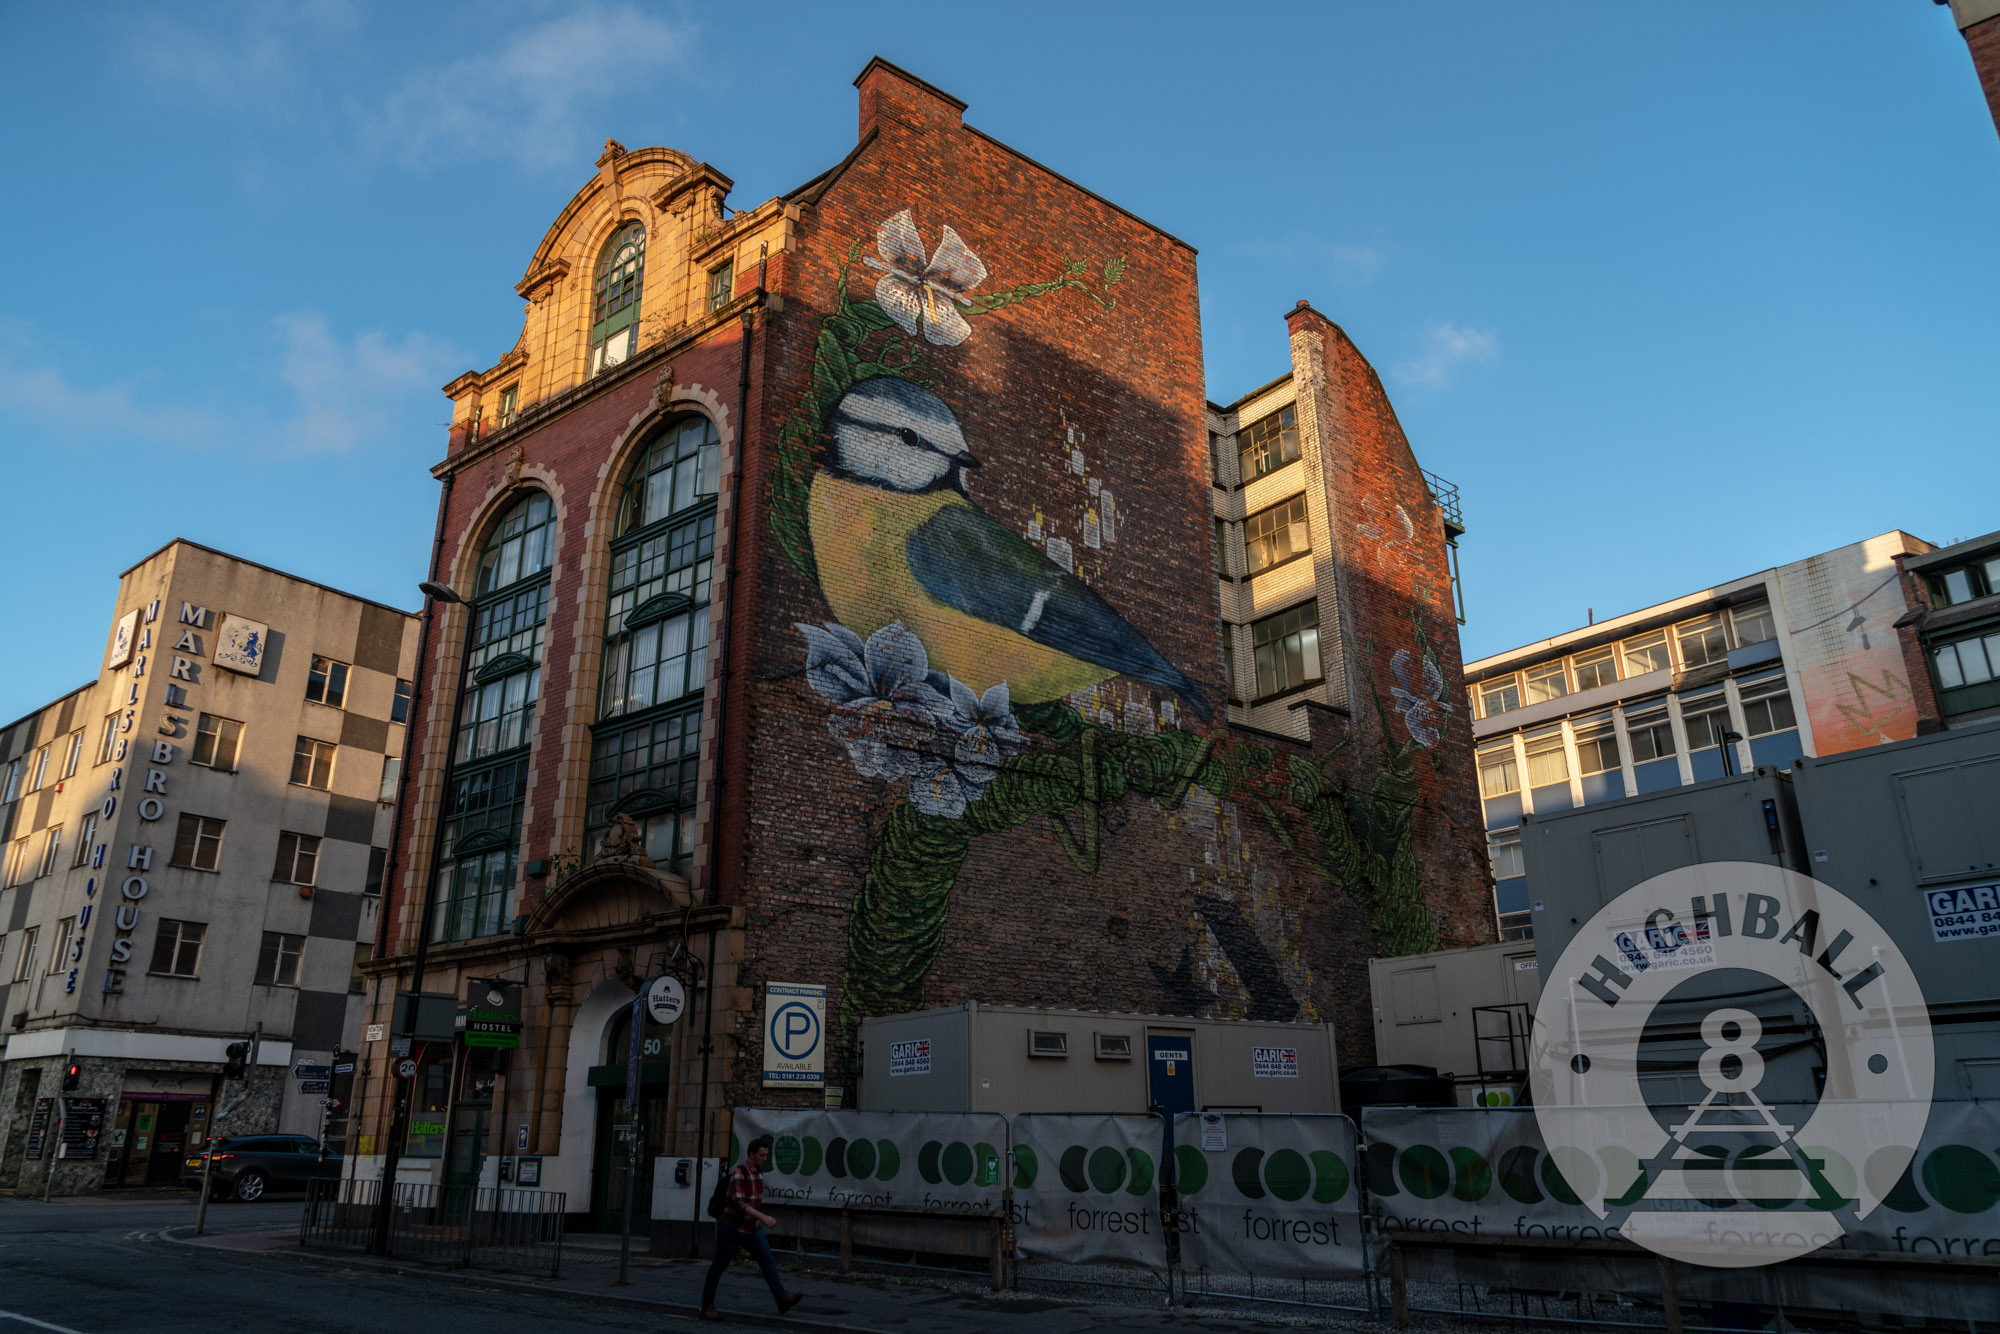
[700,1135,802,1320]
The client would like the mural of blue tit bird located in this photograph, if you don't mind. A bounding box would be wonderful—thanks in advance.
[807,376,1213,718]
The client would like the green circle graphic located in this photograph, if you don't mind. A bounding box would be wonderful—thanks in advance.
[1449,1147,1491,1202]
[1498,1146,1543,1204]
[1310,1150,1349,1204]
[1013,1144,1039,1189]
[917,1141,943,1184]
[943,1141,975,1186]
[1398,1146,1451,1200]
[774,1135,803,1174]
[1265,1149,1312,1202]
[1173,1144,1207,1195]
[1231,1148,1266,1200]
[847,1138,877,1180]
[826,1137,849,1179]
[1922,1145,2000,1215]
[801,1137,823,1176]
[1088,1146,1127,1194]
[1542,1147,1595,1207]
[874,1139,900,1182]
[1125,1148,1154,1197]
[1058,1145,1090,1193]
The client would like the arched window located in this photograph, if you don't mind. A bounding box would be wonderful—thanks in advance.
[587,417,720,871]
[590,222,646,376]
[431,492,554,942]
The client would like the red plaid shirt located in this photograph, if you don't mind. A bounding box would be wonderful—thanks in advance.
[722,1159,765,1231]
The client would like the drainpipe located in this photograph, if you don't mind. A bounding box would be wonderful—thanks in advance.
[687,275,762,1253]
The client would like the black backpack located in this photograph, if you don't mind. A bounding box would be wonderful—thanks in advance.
[705,1162,733,1220]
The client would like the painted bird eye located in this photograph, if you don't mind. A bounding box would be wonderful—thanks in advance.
[899,428,923,448]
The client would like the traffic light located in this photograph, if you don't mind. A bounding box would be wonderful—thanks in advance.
[223,1042,249,1080]
[62,1061,81,1091]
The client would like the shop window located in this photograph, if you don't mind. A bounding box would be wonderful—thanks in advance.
[149,920,205,978]
[170,814,225,872]
[1622,630,1672,677]
[1251,601,1323,699]
[306,656,349,708]
[1244,495,1310,573]
[590,222,646,376]
[1236,404,1299,482]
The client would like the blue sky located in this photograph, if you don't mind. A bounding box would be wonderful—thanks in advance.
[2,2,1995,721]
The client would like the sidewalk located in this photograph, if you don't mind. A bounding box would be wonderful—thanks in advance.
[165,1224,1394,1332]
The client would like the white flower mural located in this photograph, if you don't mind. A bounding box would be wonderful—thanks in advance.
[863,209,988,346]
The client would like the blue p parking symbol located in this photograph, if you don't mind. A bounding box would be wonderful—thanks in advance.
[772,1001,821,1060]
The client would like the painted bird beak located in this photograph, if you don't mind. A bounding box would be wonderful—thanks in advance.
[954,452,980,468]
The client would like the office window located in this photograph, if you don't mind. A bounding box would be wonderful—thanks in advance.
[1223,623,1242,701]
[351,942,373,994]
[149,920,205,978]
[27,745,49,793]
[1681,692,1730,750]
[707,260,735,313]
[1523,728,1569,787]
[1730,600,1776,647]
[72,813,97,867]
[364,846,387,896]
[432,757,529,942]
[497,384,519,428]
[170,814,226,872]
[1571,647,1618,692]
[1488,829,1524,880]
[305,656,349,707]
[1524,662,1569,706]
[273,832,322,886]
[1932,635,2000,690]
[391,679,413,725]
[1208,433,1229,487]
[1622,630,1672,677]
[1237,405,1299,482]
[191,714,244,771]
[1244,496,1310,574]
[590,221,646,375]
[1739,677,1797,737]
[1626,701,1676,763]
[1479,677,1521,719]
[37,826,62,878]
[1573,714,1621,775]
[4,839,27,888]
[254,932,305,987]
[1213,518,1228,575]
[12,926,38,982]
[47,918,75,976]
[0,760,17,804]
[1250,601,1323,699]
[61,730,83,779]
[98,712,121,765]
[1477,742,1520,798]
[477,492,557,596]
[1675,615,1729,669]
[379,754,401,803]
[1928,562,1998,608]
[291,736,336,789]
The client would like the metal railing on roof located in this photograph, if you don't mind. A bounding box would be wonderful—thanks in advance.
[1422,469,1465,536]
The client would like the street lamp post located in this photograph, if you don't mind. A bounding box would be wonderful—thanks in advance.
[369,578,464,1256]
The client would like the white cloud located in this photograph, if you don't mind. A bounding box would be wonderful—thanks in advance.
[123,2,358,105]
[363,5,695,171]
[1239,235,1386,285]
[0,333,221,447]
[274,313,461,454]
[1394,322,1499,389]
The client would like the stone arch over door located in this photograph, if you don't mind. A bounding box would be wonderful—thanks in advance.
[555,977,637,1202]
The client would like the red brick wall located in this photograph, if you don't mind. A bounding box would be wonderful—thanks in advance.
[1964,14,2000,143]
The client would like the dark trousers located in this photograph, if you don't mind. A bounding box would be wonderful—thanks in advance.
[702,1221,786,1307]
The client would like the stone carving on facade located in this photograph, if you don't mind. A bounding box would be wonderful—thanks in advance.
[594,812,655,867]
[542,951,573,1004]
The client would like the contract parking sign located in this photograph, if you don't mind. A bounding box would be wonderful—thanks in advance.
[763,982,826,1087]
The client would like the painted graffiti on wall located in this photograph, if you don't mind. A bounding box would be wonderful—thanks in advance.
[1775,534,1921,753]
[770,210,1447,1065]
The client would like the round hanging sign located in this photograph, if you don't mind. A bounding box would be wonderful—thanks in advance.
[645,975,687,1026]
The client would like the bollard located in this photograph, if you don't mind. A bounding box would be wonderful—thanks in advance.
[1389,1242,1408,1330]
[839,1209,853,1275]
[1658,1255,1683,1334]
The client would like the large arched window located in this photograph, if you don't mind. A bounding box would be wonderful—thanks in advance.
[431,492,554,942]
[587,417,720,871]
[590,222,646,376]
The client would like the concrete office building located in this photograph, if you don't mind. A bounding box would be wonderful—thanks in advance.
[0,541,415,1195]
[1465,531,1939,939]
[1898,527,2000,731]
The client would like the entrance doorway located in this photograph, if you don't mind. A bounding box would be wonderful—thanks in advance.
[106,1099,208,1188]
[591,1086,668,1234]
[1146,1033,1196,1117]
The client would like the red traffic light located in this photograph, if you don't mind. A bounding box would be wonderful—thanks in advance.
[62,1062,81,1091]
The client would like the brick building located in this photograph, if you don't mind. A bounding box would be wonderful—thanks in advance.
[1942,0,2000,140]
[363,58,1490,1230]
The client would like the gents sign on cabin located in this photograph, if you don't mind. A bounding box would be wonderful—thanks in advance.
[464,980,523,1050]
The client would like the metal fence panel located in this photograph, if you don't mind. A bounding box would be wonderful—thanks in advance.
[733,1108,1010,1216]
[301,1179,566,1279]
[1010,1113,1167,1270]
[1172,1112,1367,1279]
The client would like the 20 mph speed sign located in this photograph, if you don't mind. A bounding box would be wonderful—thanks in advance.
[395,1057,418,1079]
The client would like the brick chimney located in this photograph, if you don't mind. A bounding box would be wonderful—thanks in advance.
[854,56,967,142]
